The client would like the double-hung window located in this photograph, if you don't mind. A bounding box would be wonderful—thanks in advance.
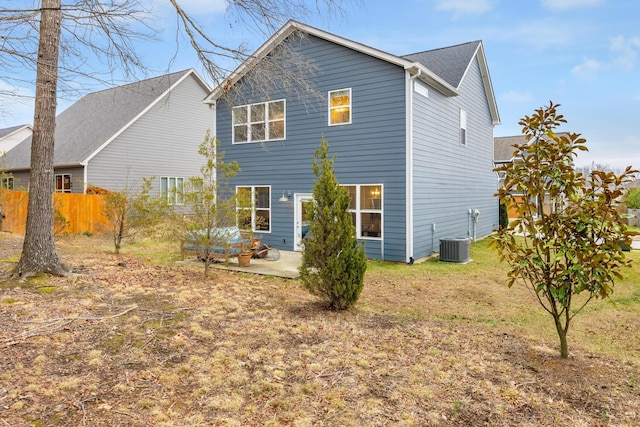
[329,88,351,125]
[161,176,184,205]
[237,186,271,232]
[233,100,285,143]
[1,176,14,190]
[55,174,72,193]
[344,184,382,239]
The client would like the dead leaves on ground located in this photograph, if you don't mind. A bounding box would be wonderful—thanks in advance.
[0,234,639,426]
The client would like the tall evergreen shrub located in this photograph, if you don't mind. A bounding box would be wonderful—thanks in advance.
[299,137,367,310]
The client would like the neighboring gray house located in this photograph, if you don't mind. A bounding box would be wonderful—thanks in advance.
[3,69,212,199]
[1,124,32,190]
[205,21,501,262]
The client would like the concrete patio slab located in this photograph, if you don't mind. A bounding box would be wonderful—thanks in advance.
[192,250,302,279]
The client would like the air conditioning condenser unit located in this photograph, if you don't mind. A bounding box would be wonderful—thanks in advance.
[439,238,471,263]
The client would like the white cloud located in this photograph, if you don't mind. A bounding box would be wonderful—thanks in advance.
[500,90,534,104]
[434,0,496,16]
[571,57,604,80]
[540,0,603,11]
[610,35,640,71]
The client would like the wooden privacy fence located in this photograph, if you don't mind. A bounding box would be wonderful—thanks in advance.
[0,190,110,235]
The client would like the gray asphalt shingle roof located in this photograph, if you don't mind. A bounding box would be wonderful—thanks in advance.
[402,41,481,89]
[494,135,525,163]
[4,70,193,169]
[0,124,29,139]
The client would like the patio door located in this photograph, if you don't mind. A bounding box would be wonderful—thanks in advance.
[294,193,313,251]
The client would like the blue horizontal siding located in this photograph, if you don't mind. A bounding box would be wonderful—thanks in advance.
[217,33,408,261]
[411,59,498,258]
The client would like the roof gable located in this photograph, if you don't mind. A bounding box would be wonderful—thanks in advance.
[0,124,31,139]
[205,20,499,124]
[4,69,210,169]
[494,135,525,163]
[494,132,572,163]
[402,41,481,89]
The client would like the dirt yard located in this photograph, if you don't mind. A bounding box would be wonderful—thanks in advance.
[1,233,639,426]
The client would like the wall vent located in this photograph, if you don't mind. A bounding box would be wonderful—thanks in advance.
[439,238,470,263]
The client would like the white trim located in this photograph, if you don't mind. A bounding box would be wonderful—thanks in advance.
[474,43,501,125]
[460,109,468,146]
[205,20,459,101]
[82,69,205,166]
[406,70,416,263]
[343,184,383,241]
[236,185,272,233]
[232,99,286,144]
[54,173,72,193]
[294,193,313,251]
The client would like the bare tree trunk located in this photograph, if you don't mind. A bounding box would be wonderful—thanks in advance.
[12,0,68,278]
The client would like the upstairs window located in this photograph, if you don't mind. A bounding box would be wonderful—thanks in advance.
[233,100,285,143]
[329,88,351,125]
[55,174,72,193]
[460,109,467,146]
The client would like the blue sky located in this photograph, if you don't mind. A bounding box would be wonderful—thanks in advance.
[1,0,639,169]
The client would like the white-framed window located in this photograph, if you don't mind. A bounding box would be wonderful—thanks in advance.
[55,174,72,193]
[460,108,467,146]
[237,185,271,232]
[233,100,285,143]
[329,88,352,126]
[161,176,184,205]
[343,184,382,239]
[1,176,14,190]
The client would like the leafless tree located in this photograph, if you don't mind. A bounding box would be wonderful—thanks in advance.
[0,0,346,278]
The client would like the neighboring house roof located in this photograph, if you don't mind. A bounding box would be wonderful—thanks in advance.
[0,124,32,154]
[4,69,210,170]
[494,133,572,164]
[626,179,640,189]
[205,20,500,125]
[494,135,525,163]
[0,124,30,139]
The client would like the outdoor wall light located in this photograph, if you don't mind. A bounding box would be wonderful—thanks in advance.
[279,190,292,202]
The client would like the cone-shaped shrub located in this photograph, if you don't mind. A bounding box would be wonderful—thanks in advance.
[299,136,367,310]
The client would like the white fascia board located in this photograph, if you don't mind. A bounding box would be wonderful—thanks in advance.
[205,20,460,101]
[473,43,501,125]
[407,63,458,97]
[82,70,196,166]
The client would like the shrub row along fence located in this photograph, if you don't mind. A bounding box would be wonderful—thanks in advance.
[0,190,110,236]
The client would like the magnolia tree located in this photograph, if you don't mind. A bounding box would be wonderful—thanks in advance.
[490,101,638,358]
[299,137,367,310]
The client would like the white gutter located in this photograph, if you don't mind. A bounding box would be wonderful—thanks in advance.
[406,67,422,264]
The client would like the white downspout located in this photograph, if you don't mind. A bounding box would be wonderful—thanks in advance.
[406,67,421,264]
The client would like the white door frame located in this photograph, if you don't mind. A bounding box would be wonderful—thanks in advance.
[294,193,313,251]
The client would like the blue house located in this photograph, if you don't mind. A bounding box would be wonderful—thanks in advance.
[205,21,501,262]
